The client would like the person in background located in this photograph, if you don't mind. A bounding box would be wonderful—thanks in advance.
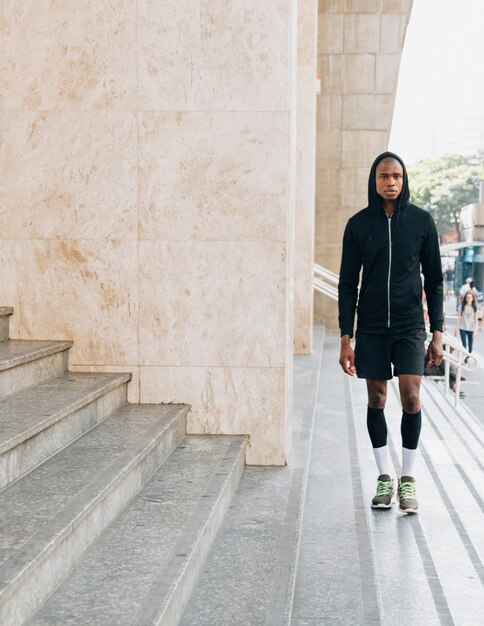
[458,277,473,309]
[455,291,478,355]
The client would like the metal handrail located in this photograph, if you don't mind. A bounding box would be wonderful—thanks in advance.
[314,263,339,285]
[313,262,482,406]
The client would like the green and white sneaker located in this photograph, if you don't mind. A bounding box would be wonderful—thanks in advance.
[371,474,394,509]
[398,476,419,513]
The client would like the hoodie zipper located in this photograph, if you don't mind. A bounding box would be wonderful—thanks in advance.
[387,215,392,327]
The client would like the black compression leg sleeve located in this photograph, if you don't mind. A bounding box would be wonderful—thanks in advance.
[401,410,422,450]
[367,407,387,448]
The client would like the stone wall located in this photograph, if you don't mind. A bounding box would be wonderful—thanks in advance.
[314,0,413,328]
[0,1,296,465]
[294,0,318,355]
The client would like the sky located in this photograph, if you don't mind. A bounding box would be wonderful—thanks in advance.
[388,0,484,165]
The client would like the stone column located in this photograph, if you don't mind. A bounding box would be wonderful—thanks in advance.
[294,0,319,355]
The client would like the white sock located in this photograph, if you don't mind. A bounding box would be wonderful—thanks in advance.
[401,447,417,477]
[372,445,392,476]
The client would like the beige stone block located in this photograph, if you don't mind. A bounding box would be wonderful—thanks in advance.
[0,112,137,240]
[138,112,289,241]
[294,308,313,355]
[316,129,342,167]
[381,0,412,14]
[380,14,407,53]
[313,291,339,330]
[343,54,375,94]
[344,14,379,53]
[317,95,343,129]
[318,54,343,95]
[70,365,140,403]
[315,168,341,211]
[318,14,344,53]
[138,241,288,368]
[375,54,401,93]
[318,0,344,12]
[298,0,318,66]
[138,0,290,111]
[343,94,393,130]
[342,129,388,164]
[339,167,370,209]
[345,0,380,12]
[0,240,139,365]
[140,365,287,465]
[0,1,136,110]
[314,241,342,270]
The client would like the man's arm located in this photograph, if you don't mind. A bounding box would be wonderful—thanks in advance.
[338,221,361,339]
[338,221,361,375]
[426,330,443,368]
[420,214,444,334]
[339,334,356,375]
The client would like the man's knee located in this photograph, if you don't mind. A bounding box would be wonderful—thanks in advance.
[401,389,420,413]
[368,389,387,409]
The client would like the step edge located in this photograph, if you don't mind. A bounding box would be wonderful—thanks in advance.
[134,435,247,626]
[0,404,189,605]
[0,308,13,317]
[0,341,73,373]
[0,373,132,456]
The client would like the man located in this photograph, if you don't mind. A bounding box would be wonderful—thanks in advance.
[338,151,443,514]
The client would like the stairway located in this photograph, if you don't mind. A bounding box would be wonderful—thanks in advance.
[0,307,246,626]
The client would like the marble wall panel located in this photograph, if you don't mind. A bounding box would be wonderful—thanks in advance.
[339,167,371,210]
[317,14,344,53]
[343,14,379,53]
[138,241,288,368]
[343,54,376,94]
[0,112,137,240]
[138,112,289,241]
[346,0,381,12]
[140,365,286,465]
[0,240,139,365]
[380,14,407,53]
[375,54,401,94]
[317,95,343,130]
[0,1,136,110]
[342,129,388,164]
[342,94,393,130]
[318,0,344,12]
[382,0,412,12]
[138,0,290,111]
[318,54,343,95]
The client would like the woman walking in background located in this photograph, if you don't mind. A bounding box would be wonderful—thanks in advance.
[455,291,478,356]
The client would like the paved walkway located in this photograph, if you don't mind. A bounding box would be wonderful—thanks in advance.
[181,325,484,625]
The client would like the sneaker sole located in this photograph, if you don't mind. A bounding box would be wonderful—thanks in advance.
[399,505,418,514]
[371,502,393,509]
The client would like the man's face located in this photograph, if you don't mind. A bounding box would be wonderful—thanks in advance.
[375,158,404,201]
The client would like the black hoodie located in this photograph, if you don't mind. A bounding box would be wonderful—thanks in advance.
[338,151,443,337]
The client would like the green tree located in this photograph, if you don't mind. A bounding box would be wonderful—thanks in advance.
[407,153,484,239]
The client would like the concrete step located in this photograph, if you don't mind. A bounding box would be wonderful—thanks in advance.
[0,340,72,400]
[0,308,13,342]
[0,371,131,489]
[28,435,246,626]
[0,403,188,626]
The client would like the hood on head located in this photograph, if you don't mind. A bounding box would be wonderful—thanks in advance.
[367,151,410,211]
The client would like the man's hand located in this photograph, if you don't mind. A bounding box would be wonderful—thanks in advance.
[426,330,443,368]
[339,335,356,376]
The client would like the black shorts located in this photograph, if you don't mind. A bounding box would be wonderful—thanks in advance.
[354,328,427,380]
